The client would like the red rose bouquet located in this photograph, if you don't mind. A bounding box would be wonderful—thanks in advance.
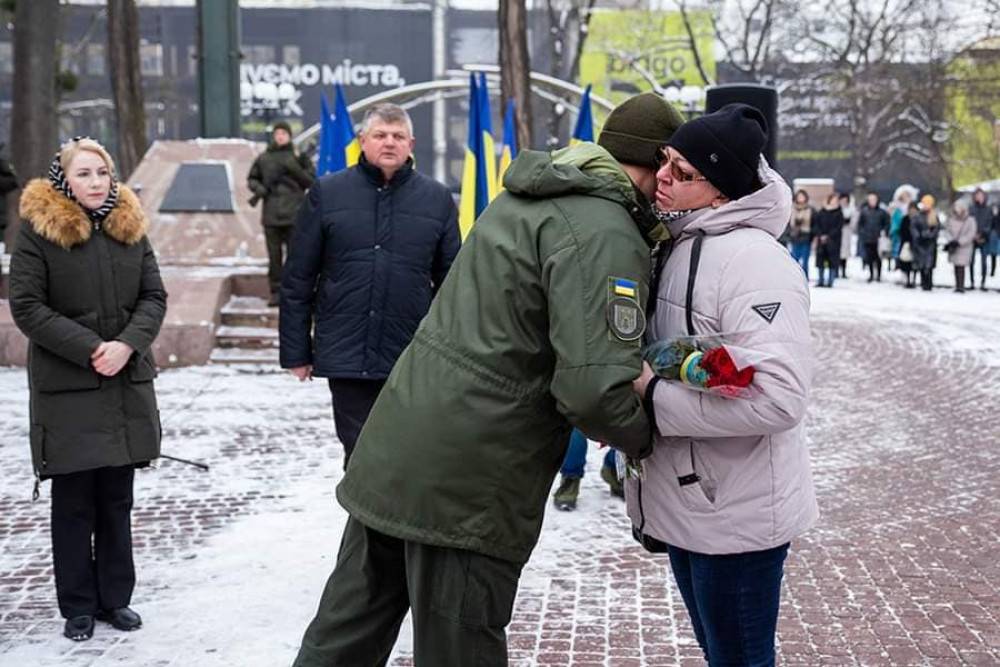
[642,333,766,399]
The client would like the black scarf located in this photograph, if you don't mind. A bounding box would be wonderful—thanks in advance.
[48,136,119,224]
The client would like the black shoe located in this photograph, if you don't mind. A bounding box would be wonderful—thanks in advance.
[64,615,95,641]
[97,607,142,631]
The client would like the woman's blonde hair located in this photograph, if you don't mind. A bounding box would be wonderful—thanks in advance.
[59,137,117,177]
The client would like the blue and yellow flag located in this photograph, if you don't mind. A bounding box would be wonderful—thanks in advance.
[316,93,336,176]
[571,84,595,145]
[477,72,498,203]
[497,99,517,193]
[330,83,361,172]
[459,74,491,241]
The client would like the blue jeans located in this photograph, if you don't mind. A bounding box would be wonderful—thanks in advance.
[790,241,810,279]
[817,265,835,287]
[668,542,790,667]
[560,429,615,479]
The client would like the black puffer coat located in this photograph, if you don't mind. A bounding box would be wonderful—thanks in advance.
[10,179,167,479]
[910,211,940,271]
[812,206,843,265]
[279,157,459,379]
[857,204,890,245]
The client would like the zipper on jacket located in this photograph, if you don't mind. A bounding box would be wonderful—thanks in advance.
[95,224,136,463]
[32,436,44,501]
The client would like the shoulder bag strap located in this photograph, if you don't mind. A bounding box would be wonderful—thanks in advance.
[685,231,706,337]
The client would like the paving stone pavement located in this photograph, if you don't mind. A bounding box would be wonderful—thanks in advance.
[0,294,998,666]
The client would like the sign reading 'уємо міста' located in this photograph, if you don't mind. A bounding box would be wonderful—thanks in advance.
[240,61,407,117]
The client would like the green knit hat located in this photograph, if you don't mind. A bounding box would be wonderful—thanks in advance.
[597,92,685,171]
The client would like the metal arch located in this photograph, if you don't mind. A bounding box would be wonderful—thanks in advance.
[294,66,613,150]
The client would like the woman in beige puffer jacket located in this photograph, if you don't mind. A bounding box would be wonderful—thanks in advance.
[630,104,816,667]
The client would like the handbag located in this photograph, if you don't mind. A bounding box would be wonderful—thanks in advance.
[899,242,914,263]
[944,240,959,254]
[877,234,892,257]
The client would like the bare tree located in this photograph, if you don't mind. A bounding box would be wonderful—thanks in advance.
[107,0,147,180]
[675,0,793,84]
[8,0,59,244]
[543,0,596,146]
[983,0,1000,36]
[499,0,534,150]
[784,0,959,194]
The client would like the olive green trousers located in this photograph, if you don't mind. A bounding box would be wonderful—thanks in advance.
[293,516,524,667]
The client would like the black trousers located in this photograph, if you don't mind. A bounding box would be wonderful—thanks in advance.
[50,465,136,618]
[971,245,991,286]
[264,225,294,296]
[293,517,523,667]
[328,378,386,469]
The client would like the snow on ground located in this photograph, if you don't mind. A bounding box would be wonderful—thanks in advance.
[1,255,998,666]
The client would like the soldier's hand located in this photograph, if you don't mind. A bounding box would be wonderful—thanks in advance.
[289,365,313,382]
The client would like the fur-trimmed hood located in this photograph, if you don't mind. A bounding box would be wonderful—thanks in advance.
[18,178,147,249]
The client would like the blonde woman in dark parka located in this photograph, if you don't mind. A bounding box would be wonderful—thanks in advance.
[9,137,166,642]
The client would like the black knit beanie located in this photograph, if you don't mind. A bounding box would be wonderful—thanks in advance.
[598,93,685,171]
[667,103,767,201]
[272,120,293,135]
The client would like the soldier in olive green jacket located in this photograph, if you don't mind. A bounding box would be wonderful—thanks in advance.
[293,93,683,667]
[247,121,314,304]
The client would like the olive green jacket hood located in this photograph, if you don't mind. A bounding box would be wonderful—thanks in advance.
[503,144,667,245]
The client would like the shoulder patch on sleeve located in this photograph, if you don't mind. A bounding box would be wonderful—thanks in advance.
[607,276,645,342]
[752,302,781,324]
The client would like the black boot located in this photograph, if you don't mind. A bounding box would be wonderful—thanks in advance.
[955,267,965,293]
[64,615,95,641]
[97,607,142,632]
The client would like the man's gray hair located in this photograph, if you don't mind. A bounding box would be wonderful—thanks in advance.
[360,104,413,136]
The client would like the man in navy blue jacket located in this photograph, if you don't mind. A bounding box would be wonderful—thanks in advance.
[279,104,460,467]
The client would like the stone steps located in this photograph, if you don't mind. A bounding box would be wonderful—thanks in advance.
[211,293,280,364]
[215,325,278,349]
[220,295,278,328]
[208,347,280,365]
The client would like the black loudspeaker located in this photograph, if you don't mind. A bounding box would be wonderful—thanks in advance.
[705,84,778,168]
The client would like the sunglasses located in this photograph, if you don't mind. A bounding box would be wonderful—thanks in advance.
[657,149,707,183]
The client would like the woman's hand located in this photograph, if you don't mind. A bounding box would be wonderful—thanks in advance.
[633,360,655,396]
[91,341,134,377]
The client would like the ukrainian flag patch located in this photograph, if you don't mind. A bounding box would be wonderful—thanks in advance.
[607,276,645,343]
[613,278,637,297]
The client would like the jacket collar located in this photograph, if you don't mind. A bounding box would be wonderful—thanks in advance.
[628,186,669,247]
[19,178,148,249]
[358,154,414,188]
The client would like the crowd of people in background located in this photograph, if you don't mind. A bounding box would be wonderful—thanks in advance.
[782,186,1000,292]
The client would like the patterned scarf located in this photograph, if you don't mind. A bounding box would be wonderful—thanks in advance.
[48,136,119,224]
[653,205,693,224]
